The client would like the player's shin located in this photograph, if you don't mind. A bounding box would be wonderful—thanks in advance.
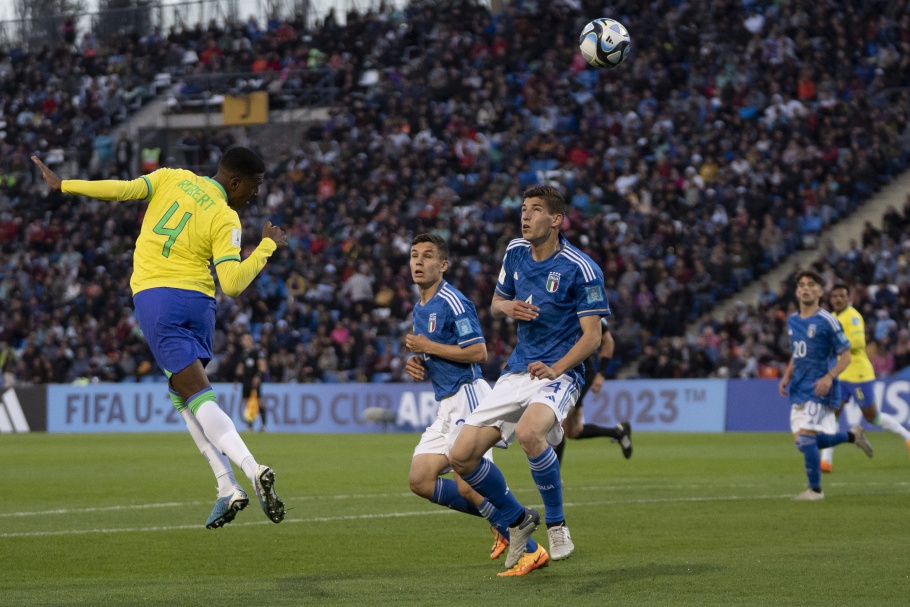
[192,394,259,483]
[815,432,848,448]
[179,406,238,495]
[431,478,482,516]
[528,446,565,524]
[796,434,822,490]
[874,411,910,440]
[460,458,525,524]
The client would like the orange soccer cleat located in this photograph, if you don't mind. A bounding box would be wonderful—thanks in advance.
[820,460,832,474]
[498,545,549,577]
[489,526,509,560]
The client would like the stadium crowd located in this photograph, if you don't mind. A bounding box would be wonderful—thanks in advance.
[1,0,909,388]
[653,192,910,381]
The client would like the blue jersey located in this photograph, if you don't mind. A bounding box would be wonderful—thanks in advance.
[412,280,485,401]
[787,309,851,408]
[495,235,610,384]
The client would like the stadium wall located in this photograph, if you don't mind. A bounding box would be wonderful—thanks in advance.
[7,376,910,435]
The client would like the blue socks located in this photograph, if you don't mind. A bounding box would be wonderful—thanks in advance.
[796,434,821,490]
[431,477,539,553]
[461,458,525,524]
[816,432,849,449]
[478,498,537,552]
[529,446,564,524]
[477,499,509,536]
[431,478,481,516]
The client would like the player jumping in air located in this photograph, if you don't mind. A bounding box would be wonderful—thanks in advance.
[32,148,287,528]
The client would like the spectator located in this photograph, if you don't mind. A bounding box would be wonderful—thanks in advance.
[5,0,910,386]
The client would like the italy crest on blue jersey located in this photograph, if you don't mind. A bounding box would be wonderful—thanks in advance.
[412,281,485,401]
[546,272,560,292]
[786,308,850,408]
[495,235,610,385]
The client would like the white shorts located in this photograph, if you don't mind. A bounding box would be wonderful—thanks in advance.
[413,378,494,463]
[790,400,837,434]
[464,372,581,447]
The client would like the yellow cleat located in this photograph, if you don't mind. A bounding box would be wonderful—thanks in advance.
[820,460,832,474]
[498,545,549,577]
[490,526,509,560]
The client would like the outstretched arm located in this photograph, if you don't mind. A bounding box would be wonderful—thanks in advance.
[32,155,149,201]
[32,156,62,190]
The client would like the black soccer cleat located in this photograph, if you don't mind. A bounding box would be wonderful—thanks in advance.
[617,421,633,459]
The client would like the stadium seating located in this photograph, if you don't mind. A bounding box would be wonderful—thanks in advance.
[1,0,909,385]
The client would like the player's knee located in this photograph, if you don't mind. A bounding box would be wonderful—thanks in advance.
[564,422,583,439]
[407,471,434,499]
[862,407,877,423]
[514,423,532,445]
[515,425,546,454]
[447,452,469,476]
[447,447,476,477]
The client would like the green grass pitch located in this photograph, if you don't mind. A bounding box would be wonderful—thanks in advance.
[1,431,909,606]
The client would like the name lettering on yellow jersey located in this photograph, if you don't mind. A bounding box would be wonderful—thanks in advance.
[176,179,218,210]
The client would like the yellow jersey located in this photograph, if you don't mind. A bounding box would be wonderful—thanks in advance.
[835,305,875,382]
[62,168,275,298]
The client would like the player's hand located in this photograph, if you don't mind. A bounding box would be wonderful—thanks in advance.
[262,221,288,248]
[813,375,832,397]
[778,378,789,397]
[405,333,434,355]
[405,356,426,381]
[590,372,606,393]
[30,156,62,190]
[528,361,557,380]
[500,300,539,321]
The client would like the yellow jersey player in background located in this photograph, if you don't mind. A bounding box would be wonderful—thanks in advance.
[32,148,288,529]
[822,283,910,472]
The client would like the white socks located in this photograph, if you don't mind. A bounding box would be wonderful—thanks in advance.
[194,400,260,485]
[876,412,910,440]
[181,408,238,496]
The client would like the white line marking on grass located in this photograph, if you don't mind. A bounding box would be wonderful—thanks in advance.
[0,502,190,517]
[0,510,446,538]
[4,487,910,539]
[4,480,909,519]
[0,494,416,518]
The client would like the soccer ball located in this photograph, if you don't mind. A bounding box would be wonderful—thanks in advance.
[578,18,631,69]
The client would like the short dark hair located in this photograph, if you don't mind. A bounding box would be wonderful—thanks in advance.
[831,283,850,295]
[220,146,265,176]
[522,185,566,217]
[796,270,824,287]
[411,233,449,260]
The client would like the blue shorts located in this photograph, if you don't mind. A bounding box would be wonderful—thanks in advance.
[840,380,875,410]
[133,287,216,375]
